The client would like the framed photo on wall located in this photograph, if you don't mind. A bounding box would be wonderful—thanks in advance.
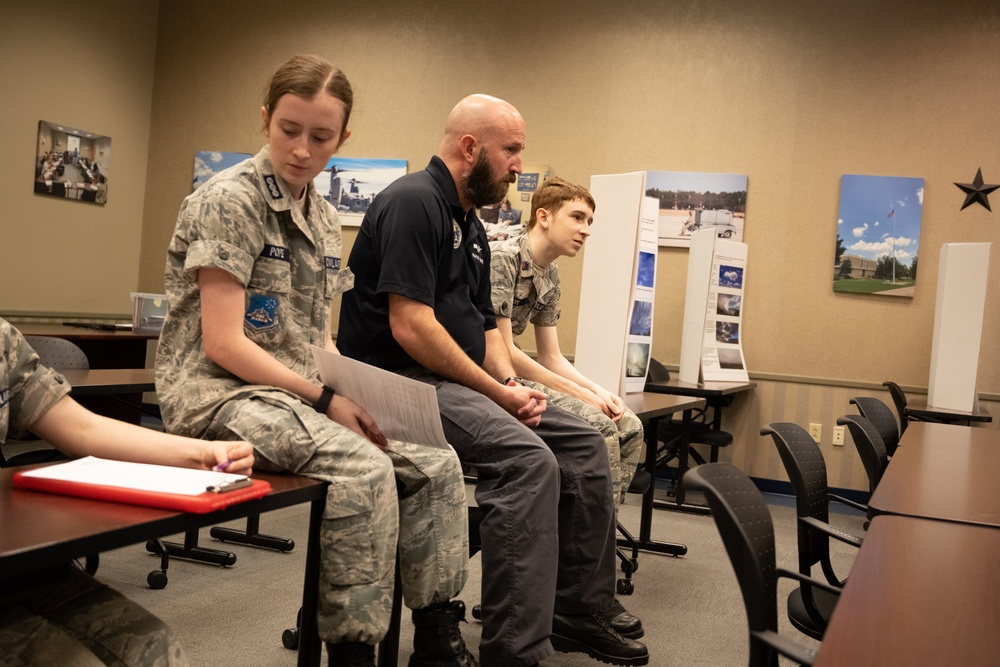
[34,120,110,205]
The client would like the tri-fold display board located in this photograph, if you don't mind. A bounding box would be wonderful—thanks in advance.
[575,172,658,396]
[576,173,749,392]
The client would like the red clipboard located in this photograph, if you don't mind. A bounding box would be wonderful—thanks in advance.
[13,472,272,514]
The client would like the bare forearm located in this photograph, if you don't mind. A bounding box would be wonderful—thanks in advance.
[208,333,323,404]
[33,398,212,469]
[537,350,603,395]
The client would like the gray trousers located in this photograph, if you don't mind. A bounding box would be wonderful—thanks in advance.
[402,370,617,667]
[206,389,469,646]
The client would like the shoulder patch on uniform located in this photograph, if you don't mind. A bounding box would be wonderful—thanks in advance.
[245,294,279,330]
[263,174,284,200]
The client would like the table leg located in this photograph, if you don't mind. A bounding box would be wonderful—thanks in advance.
[630,413,687,556]
[298,494,324,667]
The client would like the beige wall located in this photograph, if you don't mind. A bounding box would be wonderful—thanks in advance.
[1,2,159,316]
[5,0,1000,489]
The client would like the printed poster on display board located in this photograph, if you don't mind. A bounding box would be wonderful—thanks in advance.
[623,197,659,393]
[679,228,749,384]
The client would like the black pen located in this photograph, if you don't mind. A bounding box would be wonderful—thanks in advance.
[206,477,252,494]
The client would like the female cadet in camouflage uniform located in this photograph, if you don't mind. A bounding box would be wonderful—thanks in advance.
[488,178,643,508]
[154,55,475,667]
[0,317,255,666]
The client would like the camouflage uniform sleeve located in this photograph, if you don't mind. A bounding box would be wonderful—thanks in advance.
[529,265,561,327]
[3,321,71,441]
[488,242,517,318]
[180,182,264,286]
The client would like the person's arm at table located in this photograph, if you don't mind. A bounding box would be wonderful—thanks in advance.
[29,396,255,474]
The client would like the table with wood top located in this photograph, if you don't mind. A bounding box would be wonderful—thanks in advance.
[0,466,327,667]
[62,367,156,396]
[868,421,1000,528]
[17,322,157,369]
[813,514,1000,667]
[904,396,992,425]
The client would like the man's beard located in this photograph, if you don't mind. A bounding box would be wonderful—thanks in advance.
[463,148,512,209]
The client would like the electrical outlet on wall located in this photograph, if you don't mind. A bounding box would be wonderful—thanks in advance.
[832,426,846,446]
[808,423,822,442]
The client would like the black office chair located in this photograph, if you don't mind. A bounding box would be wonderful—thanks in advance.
[683,463,839,666]
[849,396,899,457]
[760,423,863,640]
[881,381,911,435]
[836,415,889,494]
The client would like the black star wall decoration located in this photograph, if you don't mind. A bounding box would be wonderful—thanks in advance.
[954,168,1000,211]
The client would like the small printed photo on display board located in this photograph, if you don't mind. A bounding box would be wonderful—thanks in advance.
[636,251,656,288]
[717,348,744,370]
[626,342,651,378]
[716,293,742,317]
[629,300,653,336]
[716,321,740,345]
[34,120,110,205]
[718,265,744,289]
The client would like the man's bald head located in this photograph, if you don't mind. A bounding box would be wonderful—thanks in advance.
[438,94,526,211]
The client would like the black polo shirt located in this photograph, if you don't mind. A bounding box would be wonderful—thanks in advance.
[338,156,496,370]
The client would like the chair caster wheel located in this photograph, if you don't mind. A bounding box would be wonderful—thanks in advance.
[471,604,482,621]
[147,570,167,590]
[630,558,639,573]
[282,627,300,650]
[616,578,634,595]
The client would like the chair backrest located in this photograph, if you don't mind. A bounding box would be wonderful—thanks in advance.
[683,463,779,666]
[759,423,831,573]
[850,396,899,456]
[882,381,909,435]
[23,336,90,370]
[837,414,888,493]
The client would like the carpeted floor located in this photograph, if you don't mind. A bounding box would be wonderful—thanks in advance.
[93,485,864,666]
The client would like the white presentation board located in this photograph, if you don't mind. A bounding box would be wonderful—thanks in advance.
[927,242,991,412]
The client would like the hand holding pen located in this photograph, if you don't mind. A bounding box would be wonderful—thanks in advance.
[205,441,254,474]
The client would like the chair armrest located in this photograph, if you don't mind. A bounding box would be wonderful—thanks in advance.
[777,567,843,596]
[829,492,868,513]
[799,516,863,549]
[750,629,816,665]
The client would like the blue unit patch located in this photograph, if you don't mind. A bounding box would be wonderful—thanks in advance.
[263,174,284,200]
[324,256,341,271]
[261,244,290,262]
[245,294,279,330]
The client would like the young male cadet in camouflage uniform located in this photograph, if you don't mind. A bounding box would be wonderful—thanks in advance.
[338,94,649,667]
[0,317,256,667]
[155,54,475,667]
[488,177,643,508]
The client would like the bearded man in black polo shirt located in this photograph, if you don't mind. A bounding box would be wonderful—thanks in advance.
[338,94,648,667]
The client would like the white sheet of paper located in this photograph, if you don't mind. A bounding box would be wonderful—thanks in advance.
[19,456,247,496]
[311,347,451,450]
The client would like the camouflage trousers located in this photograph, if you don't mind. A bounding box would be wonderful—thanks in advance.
[526,382,643,506]
[207,389,469,645]
[0,567,187,666]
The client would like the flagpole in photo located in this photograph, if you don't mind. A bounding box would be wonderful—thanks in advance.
[888,209,896,284]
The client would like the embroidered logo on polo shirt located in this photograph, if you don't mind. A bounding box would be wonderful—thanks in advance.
[324,256,341,271]
[452,220,462,249]
[263,175,284,200]
[245,294,278,330]
[261,244,290,262]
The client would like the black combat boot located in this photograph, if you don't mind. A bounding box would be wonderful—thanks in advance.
[326,641,375,667]
[409,600,479,667]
